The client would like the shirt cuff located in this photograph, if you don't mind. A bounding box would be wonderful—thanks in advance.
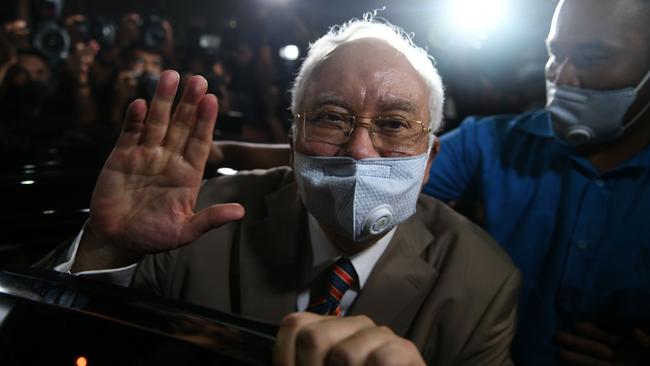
[52,225,138,287]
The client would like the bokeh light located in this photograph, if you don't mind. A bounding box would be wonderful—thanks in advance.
[75,356,88,366]
[446,0,510,40]
[279,44,300,61]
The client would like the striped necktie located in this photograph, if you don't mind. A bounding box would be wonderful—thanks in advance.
[306,257,358,316]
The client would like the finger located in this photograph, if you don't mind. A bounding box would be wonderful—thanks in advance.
[558,349,614,366]
[556,331,615,361]
[325,325,397,366]
[164,75,208,153]
[365,338,425,366]
[296,315,376,366]
[141,70,179,147]
[184,94,218,169]
[116,99,147,149]
[574,322,618,344]
[634,328,650,349]
[181,203,245,243]
[274,312,328,366]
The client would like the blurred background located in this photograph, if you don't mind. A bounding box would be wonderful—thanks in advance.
[0,0,555,266]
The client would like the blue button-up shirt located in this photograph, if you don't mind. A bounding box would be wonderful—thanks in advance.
[425,109,650,365]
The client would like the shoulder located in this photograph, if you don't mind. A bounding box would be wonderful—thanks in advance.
[442,109,550,142]
[197,167,294,208]
[405,196,521,362]
[415,195,518,285]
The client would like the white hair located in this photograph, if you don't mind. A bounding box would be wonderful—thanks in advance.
[290,16,445,133]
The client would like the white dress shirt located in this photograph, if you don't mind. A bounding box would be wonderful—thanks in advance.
[53,226,137,287]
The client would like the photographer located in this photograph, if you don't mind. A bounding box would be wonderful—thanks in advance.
[62,18,100,130]
[110,42,164,130]
[0,48,56,149]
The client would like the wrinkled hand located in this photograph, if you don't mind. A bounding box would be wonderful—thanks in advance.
[274,313,425,366]
[78,70,245,270]
[557,322,650,366]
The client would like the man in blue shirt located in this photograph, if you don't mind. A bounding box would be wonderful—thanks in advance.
[425,0,650,364]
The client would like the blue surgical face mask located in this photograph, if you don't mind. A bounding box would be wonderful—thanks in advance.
[546,69,650,146]
[293,152,429,242]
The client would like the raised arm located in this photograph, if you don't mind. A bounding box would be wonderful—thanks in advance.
[72,70,245,272]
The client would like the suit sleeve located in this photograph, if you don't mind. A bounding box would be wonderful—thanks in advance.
[454,268,522,366]
[424,117,483,202]
[131,252,174,297]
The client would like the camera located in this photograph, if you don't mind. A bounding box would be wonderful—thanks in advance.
[73,17,117,47]
[30,0,69,64]
[32,21,70,63]
[140,16,167,50]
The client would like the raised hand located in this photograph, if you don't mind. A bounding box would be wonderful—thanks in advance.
[73,70,245,272]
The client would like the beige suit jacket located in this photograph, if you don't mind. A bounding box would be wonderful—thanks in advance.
[128,167,521,365]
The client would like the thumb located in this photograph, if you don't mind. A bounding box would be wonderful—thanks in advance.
[181,203,245,242]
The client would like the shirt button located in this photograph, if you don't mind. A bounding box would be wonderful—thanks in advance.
[577,240,588,249]
[594,179,605,188]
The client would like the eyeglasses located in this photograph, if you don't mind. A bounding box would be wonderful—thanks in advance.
[296,110,432,154]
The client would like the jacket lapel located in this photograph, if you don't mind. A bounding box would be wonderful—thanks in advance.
[238,181,307,324]
[349,213,439,336]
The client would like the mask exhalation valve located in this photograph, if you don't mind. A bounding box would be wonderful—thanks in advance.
[363,204,394,236]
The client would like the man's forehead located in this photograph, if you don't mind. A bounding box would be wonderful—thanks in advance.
[309,92,422,113]
[315,39,413,75]
[550,0,647,45]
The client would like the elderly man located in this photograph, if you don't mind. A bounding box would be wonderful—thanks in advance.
[42,19,520,365]
[208,1,650,364]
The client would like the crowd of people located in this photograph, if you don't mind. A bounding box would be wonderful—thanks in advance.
[0,10,298,155]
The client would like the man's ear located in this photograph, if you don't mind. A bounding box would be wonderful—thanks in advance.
[422,136,440,186]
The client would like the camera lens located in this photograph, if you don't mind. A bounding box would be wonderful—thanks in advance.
[88,18,116,46]
[141,16,166,50]
[32,21,70,62]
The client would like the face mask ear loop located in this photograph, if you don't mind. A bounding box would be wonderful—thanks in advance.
[620,99,650,134]
[633,68,650,93]
[621,69,650,133]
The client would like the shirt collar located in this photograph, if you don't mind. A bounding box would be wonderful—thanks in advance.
[511,109,650,169]
[513,110,650,168]
[512,109,554,137]
[568,143,650,175]
[308,213,394,290]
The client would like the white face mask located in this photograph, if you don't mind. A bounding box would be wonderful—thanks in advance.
[546,68,650,146]
[293,152,429,242]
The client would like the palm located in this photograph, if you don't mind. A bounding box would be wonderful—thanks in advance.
[87,71,244,255]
